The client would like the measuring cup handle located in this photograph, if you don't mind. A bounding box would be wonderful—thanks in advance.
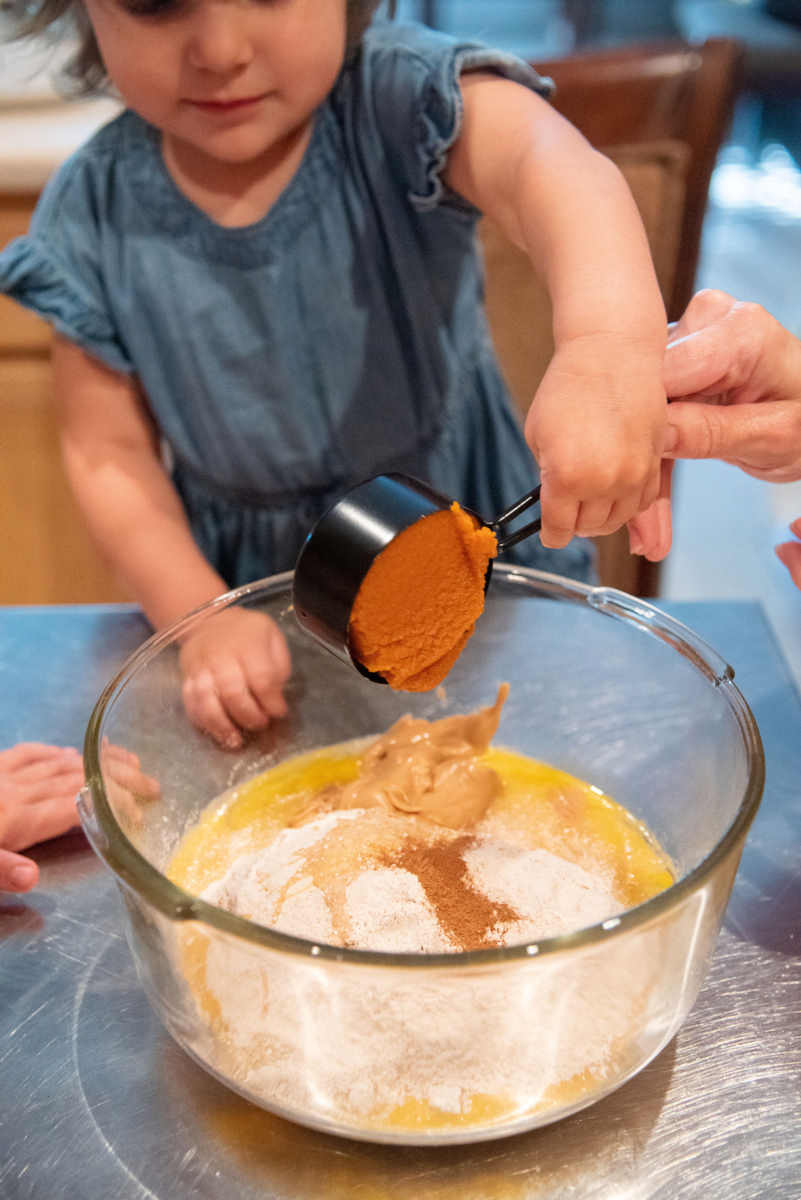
[491,485,542,553]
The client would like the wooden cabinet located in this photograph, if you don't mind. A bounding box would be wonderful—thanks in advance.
[0,195,52,356]
[1,193,128,604]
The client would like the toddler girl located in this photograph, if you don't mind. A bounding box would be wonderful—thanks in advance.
[1,0,669,745]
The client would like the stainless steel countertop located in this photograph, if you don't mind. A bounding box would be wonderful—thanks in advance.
[1,600,799,1199]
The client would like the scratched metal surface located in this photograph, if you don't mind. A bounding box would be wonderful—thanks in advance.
[1,600,800,1199]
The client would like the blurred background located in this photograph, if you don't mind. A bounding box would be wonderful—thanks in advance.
[1,0,800,682]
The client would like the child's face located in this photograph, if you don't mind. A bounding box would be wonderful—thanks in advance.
[83,0,348,172]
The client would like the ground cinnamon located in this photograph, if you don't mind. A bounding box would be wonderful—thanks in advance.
[387,834,521,951]
[348,502,497,691]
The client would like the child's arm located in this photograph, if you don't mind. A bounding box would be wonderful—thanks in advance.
[445,73,670,559]
[52,337,291,747]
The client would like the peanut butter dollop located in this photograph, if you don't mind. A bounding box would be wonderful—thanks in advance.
[301,683,509,830]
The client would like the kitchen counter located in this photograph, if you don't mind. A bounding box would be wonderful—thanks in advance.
[0,598,799,1199]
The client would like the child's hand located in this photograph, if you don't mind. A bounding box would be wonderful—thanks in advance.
[524,337,667,552]
[100,741,162,827]
[0,743,85,892]
[179,608,292,749]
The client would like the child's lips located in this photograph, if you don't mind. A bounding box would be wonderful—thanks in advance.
[189,93,267,113]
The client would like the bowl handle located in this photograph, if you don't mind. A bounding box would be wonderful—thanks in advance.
[587,587,733,685]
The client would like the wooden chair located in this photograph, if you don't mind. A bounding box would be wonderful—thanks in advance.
[480,37,743,596]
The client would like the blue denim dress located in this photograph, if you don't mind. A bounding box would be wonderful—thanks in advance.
[0,20,593,585]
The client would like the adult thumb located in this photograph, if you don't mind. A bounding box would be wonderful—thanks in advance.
[663,401,740,461]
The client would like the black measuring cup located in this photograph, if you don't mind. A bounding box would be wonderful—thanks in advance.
[292,472,542,680]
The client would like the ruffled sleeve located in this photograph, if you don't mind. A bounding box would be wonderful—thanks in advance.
[0,236,133,373]
[353,21,553,212]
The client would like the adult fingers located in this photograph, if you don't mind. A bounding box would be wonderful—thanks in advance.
[665,400,801,481]
[664,292,770,401]
[625,460,674,560]
[666,288,737,344]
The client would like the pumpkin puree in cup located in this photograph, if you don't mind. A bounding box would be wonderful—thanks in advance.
[348,502,498,691]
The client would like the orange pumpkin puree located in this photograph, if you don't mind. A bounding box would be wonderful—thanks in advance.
[348,502,498,691]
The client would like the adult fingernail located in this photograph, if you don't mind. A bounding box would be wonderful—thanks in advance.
[663,423,680,455]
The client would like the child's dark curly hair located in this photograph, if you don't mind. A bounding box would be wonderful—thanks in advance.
[3,0,393,97]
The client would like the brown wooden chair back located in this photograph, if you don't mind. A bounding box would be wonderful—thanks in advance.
[480,37,743,595]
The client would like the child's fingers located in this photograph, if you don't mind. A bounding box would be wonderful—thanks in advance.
[100,742,161,800]
[0,745,83,791]
[213,663,277,733]
[178,610,292,747]
[573,495,644,538]
[181,665,282,749]
[540,478,660,546]
[0,848,39,893]
[242,652,290,723]
[0,792,81,855]
[182,670,245,750]
[0,743,74,770]
[10,757,85,806]
[260,685,289,720]
[537,483,580,548]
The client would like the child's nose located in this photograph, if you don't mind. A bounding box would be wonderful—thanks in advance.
[185,1,255,72]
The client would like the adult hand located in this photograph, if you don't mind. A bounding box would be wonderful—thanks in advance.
[663,289,801,482]
[624,459,675,561]
[0,743,85,892]
[179,607,292,749]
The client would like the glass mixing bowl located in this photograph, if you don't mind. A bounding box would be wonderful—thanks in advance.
[78,567,764,1145]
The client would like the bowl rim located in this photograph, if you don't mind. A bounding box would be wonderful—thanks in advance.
[82,566,765,969]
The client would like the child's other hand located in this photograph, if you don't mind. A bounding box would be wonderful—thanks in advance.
[0,743,85,892]
[524,338,667,553]
[776,517,801,593]
[179,608,292,749]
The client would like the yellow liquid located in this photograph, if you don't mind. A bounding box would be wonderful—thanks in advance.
[169,743,673,909]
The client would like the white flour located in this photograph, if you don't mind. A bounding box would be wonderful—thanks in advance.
[187,921,657,1126]
[182,810,657,1129]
